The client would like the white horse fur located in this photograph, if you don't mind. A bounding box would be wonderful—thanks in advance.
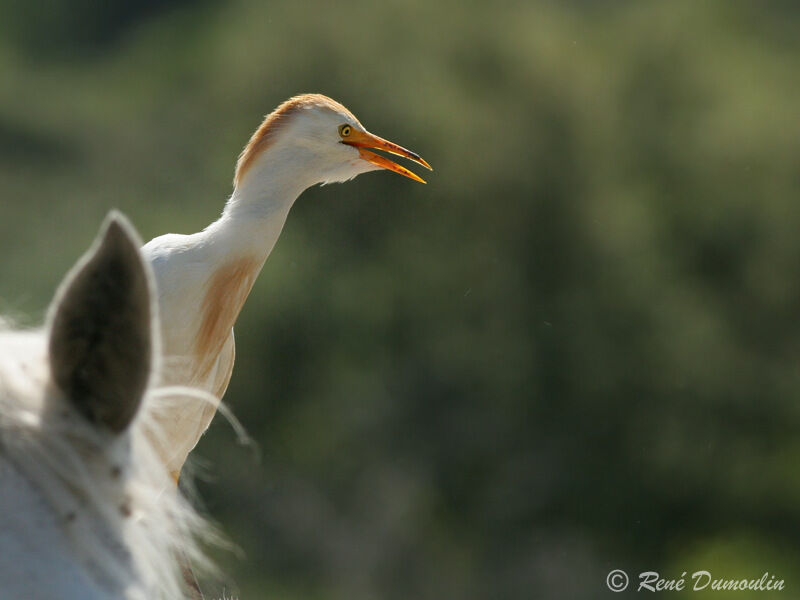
[0,213,211,599]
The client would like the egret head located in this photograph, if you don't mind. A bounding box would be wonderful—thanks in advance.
[234,94,431,189]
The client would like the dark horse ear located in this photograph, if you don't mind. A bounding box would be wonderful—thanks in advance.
[48,212,156,434]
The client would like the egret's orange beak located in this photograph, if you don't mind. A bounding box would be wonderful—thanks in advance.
[342,130,432,183]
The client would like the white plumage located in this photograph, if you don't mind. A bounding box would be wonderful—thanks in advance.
[0,214,209,600]
[142,94,431,478]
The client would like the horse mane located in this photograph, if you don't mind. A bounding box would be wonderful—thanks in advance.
[0,325,217,599]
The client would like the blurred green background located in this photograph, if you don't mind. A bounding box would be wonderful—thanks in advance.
[1,1,799,597]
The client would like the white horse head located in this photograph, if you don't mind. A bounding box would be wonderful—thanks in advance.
[0,213,210,599]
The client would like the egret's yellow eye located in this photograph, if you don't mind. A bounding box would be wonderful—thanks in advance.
[339,125,352,137]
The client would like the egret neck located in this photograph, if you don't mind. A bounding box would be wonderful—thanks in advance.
[186,163,310,381]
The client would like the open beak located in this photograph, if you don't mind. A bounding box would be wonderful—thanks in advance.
[342,130,432,184]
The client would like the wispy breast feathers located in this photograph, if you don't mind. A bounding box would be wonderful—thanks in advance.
[193,256,260,381]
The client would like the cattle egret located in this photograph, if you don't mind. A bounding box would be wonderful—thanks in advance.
[143,94,432,478]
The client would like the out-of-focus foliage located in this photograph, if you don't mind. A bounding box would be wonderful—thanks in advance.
[1,1,799,597]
